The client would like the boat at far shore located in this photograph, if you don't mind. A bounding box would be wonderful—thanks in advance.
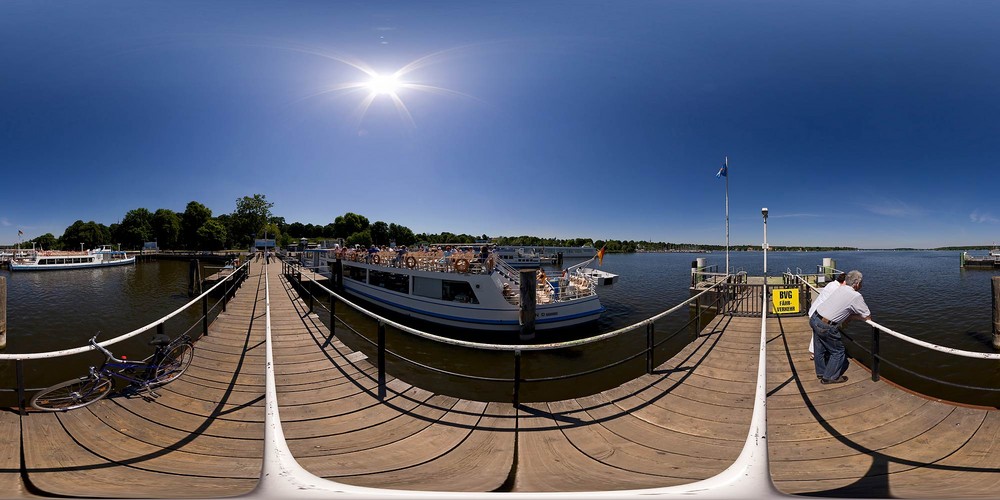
[9,245,136,271]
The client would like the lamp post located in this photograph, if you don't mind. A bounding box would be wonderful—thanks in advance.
[761,207,769,275]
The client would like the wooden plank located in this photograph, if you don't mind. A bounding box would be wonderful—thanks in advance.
[0,410,25,498]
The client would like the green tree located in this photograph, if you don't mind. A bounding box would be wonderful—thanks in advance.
[62,220,112,251]
[389,223,416,246]
[232,194,274,247]
[196,219,228,251]
[182,201,212,250]
[332,212,369,239]
[345,229,372,248]
[151,209,181,249]
[116,208,153,249]
[370,221,389,246]
[31,233,59,250]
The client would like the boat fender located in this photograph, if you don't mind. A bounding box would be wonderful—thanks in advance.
[455,258,469,273]
[405,256,416,269]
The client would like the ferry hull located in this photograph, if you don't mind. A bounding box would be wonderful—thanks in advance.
[342,277,604,332]
[9,256,136,271]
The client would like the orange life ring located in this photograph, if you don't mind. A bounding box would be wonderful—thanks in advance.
[405,256,416,269]
[455,258,470,273]
[371,254,380,264]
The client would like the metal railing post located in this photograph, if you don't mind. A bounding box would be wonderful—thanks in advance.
[222,277,229,313]
[16,359,26,415]
[695,295,702,335]
[872,325,881,382]
[308,283,314,314]
[377,321,386,399]
[202,295,209,337]
[513,349,521,406]
[646,323,655,374]
[329,292,336,335]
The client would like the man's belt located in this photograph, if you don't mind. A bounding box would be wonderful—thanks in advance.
[819,315,838,326]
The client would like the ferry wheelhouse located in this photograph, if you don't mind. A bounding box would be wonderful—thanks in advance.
[9,245,136,271]
[319,247,608,332]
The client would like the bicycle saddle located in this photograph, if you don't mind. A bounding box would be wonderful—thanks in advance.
[149,334,171,347]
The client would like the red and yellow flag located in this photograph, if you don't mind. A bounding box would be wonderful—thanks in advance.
[596,246,606,266]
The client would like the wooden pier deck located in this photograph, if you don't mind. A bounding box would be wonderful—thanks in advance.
[1,260,998,497]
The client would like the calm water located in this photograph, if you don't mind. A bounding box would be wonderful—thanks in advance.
[3,251,998,406]
[0,260,206,403]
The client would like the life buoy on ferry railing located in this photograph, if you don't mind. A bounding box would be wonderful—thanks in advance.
[455,258,470,273]
[405,256,416,269]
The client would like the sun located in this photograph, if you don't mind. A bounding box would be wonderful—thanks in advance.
[366,72,401,96]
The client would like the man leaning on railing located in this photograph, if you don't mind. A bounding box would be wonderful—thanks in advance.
[810,270,871,385]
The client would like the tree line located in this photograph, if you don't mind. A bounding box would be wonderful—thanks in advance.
[20,203,864,254]
[24,194,276,251]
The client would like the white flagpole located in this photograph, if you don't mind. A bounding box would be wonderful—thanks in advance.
[725,156,730,275]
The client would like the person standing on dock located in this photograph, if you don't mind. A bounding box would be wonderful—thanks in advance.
[807,272,846,360]
[811,270,871,384]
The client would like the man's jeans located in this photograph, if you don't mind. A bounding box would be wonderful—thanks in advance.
[810,313,848,381]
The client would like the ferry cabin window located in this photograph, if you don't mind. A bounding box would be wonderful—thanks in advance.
[443,280,479,304]
[412,278,478,303]
[344,265,367,282]
[368,270,409,294]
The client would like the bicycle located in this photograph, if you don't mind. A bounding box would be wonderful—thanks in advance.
[31,332,195,411]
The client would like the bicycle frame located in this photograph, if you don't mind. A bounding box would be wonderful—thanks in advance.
[90,335,189,390]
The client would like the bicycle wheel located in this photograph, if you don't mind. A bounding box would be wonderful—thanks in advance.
[151,342,194,386]
[31,375,113,411]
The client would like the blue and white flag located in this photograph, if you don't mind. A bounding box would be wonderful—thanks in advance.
[716,163,727,178]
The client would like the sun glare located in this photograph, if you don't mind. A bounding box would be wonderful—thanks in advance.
[367,72,400,96]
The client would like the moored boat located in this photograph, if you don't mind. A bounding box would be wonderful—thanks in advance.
[9,245,136,271]
[320,247,608,332]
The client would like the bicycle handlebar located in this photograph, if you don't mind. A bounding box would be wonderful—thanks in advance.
[90,336,115,359]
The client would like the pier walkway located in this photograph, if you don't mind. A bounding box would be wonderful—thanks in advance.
[2,259,998,498]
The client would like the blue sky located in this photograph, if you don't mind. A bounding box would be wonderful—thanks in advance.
[2,0,999,249]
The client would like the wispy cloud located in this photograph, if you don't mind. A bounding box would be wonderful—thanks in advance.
[0,218,10,227]
[969,210,999,224]
[861,200,924,217]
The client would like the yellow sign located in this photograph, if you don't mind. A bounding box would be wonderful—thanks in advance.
[771,288,800,314]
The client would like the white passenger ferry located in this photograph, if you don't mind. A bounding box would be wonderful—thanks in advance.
[319,247,609,332]
[9,245,136,271]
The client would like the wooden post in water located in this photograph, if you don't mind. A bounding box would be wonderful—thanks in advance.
[188,259,203,297]
[992,277,1000,350]
[519,269,536,341]
[0,276,6,350]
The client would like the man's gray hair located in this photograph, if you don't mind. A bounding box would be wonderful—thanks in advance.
[845,270,863,287]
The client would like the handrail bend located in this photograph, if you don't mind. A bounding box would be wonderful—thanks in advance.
[247,254,787,498]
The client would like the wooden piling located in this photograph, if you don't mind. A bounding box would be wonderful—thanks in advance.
[519,269,536,341]
[992,277,1000,350]
[0,276,6,350]
[188,259,203,297]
